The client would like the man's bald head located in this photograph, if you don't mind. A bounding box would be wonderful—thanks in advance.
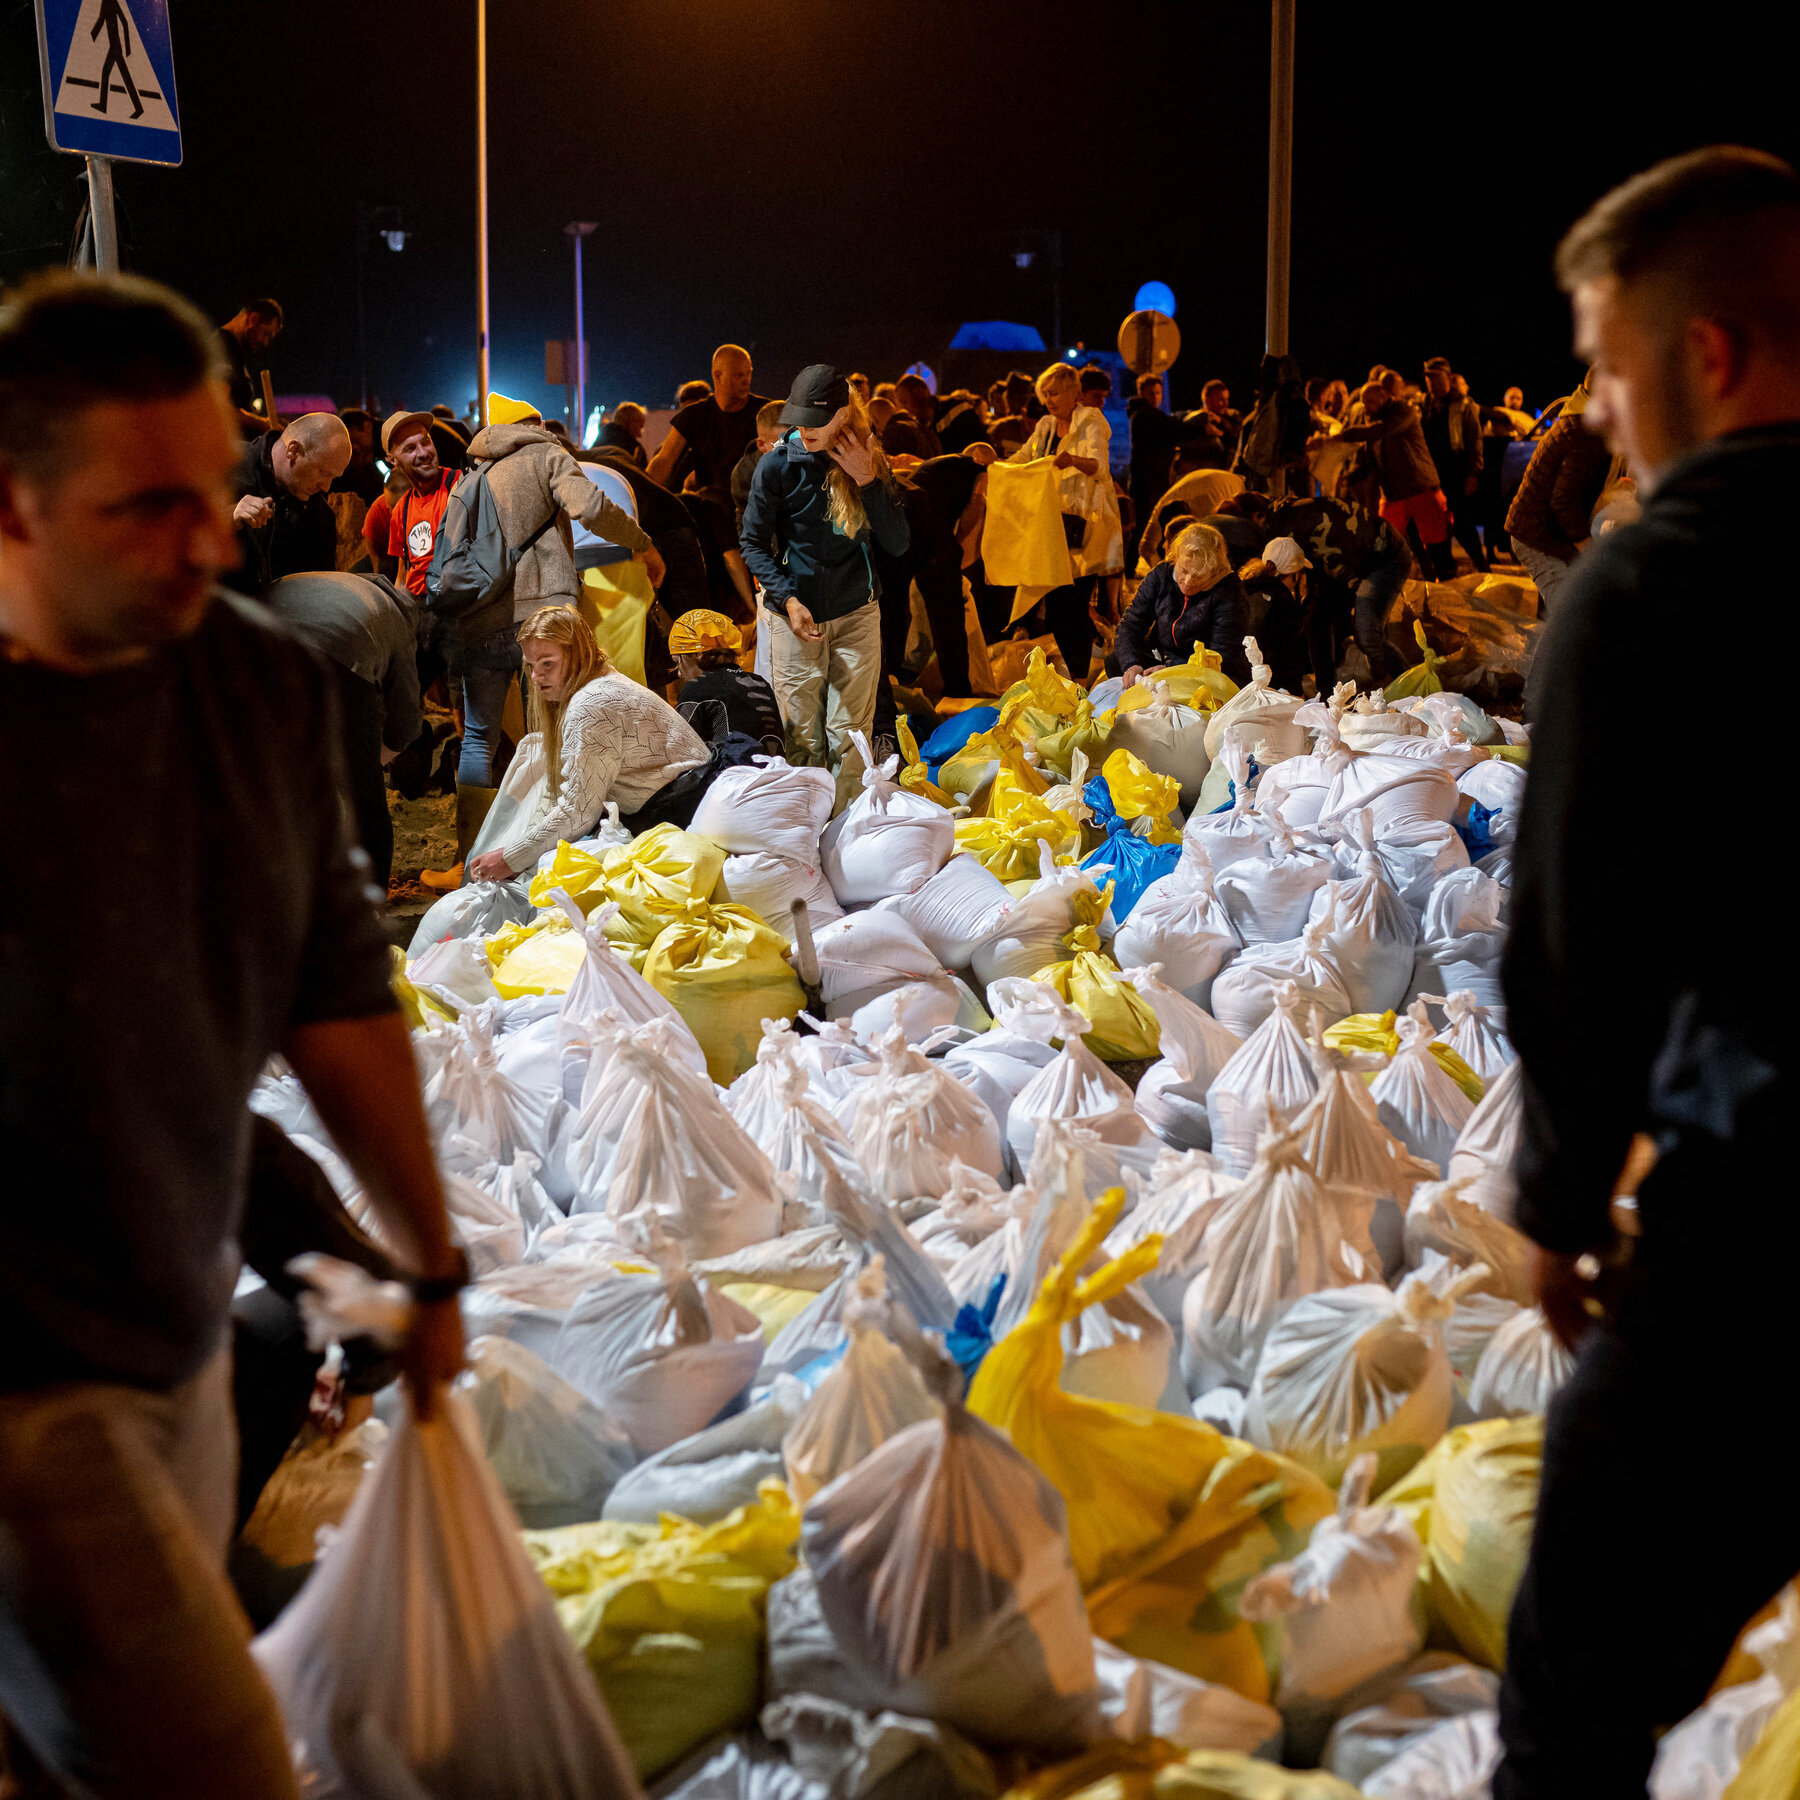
[274,411,351,500]
[711,344,754,412]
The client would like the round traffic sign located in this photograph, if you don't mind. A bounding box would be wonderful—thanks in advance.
[1118,309,1180,375]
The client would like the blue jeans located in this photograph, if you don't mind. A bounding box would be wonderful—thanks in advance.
[457,627,522,787]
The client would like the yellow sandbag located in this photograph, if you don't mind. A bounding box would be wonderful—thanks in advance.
[1379,1414,1542,1672]
[982,458,1075,588]
[599,824,726,968]
[526,839,611,912]
[1488,742,1530,766]
[1103,747,1183,845]
[1323,1011,1485,1101]
[717,1281,819,1344]
[1158,641,1241,715]
[896,718,954,806]
[1384,619,1446,701]
[578,561,651,687]
[523,1484,799,1780]
[488,909,584,998]
[1038,698,1114,780]
[955,795,1081,883]
[989,735,1051,815]
[1033,884,1161,1061]
[1001,1742,1361,1800]
[390,946,455,1029]
[997,645,1085,742]
[1726,1680,1800,1799]
[937,728,1007,812]
[642,903,804,1083]
[990,631,1068,688]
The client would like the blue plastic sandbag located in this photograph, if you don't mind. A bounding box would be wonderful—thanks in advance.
[1454,799,1497,862]
[1080,775,1180,923]
[920,705,1000,781]
[946,1273,1007,1385]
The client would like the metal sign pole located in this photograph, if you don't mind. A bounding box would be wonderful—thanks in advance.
[476,0,491,426]
[84,154,119,272]
[566,222,597,445]
[1265,0,1296,356]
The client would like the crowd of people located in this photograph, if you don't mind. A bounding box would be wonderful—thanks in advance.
[2,140,1796,1800]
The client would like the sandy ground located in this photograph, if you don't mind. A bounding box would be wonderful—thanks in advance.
[385,789,458,945]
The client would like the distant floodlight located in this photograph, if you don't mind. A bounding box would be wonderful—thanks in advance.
[1015,251,1034,270]
[381,230,408,252]
[1133,280,1176,318]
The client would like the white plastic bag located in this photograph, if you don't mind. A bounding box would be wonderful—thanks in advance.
[1091,1637,1281,1754]
[939,978,1064,1179]
[406,877,532,960]
[688,755,836,862]
[849,1027,1005,1199]
[876,853,1014,968]
[1360,1711,1501,1800]
[1203,636,1306,762]
[1204,981,1322,1175]
[1310,811,1418,1015]
[820,730,955,903]
[1105,1150,1239,1329]
[408,934,502,1011]
[1407,870,1508,1011]
[1319,751,1459,839]
[1255,698,1357,831]
[1111,838,1242,1007]
[813,910,945,1003]
[1325,1656,1501,1789]
[1109,680,1211,808]
[1443,1058,1523,1226]
[1215,815,1334,946]
[967,846,1090,987]
[252,1390,644,1800]
[1423,991,1513,1086]
[552,895,704,1067]
[719,852,844,941]
[1120,965,1242,1152]
[1467,1306,1574,1421]
[1369,1005,1476,1174]
[1185,736,1276,873]
[1209,907,1354,1042]
[1003,986,1151,1173]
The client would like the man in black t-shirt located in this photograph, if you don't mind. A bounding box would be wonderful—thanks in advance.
[647,343,772,496]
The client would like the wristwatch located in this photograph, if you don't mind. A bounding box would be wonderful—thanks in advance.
[409,1248,470,1305]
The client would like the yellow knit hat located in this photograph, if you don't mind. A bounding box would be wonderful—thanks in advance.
[667,609,743,656]
[487,391,542,426]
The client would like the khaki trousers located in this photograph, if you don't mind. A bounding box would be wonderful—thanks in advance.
[768,599,883,809]
[0,1350,299,1799]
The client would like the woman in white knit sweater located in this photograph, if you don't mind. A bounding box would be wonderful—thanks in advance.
[465,605,709,881]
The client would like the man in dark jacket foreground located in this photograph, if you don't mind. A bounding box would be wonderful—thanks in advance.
[1498,146,1800,1799]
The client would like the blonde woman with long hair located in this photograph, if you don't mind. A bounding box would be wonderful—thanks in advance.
[464,605,712,880]
[739,364,909,797]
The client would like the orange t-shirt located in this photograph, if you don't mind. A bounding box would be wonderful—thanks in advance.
[386,471,457,596]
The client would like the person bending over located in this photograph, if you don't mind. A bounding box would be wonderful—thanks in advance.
[670,608,784,756]
[1114,521,1253,688]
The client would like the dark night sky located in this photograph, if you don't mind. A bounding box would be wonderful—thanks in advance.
[6,1,1799,425]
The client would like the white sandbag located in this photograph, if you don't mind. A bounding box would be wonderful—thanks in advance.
[1119,965,1241,1152]
[940,978,1065,1179]
[1319,750,1460,839]
[1356,819,1472,922]
[1423,991,1513,1086]
[688,754,836,861]
[1209,908,1354,1042]
[849,1027,1005,1199]
[1111,838,1242,1007]
[801,1366,1103,1752]
[1243,1273,1469,1488]
[1203,636,1307,762]
[1455,755,1526,816]
[1092,1637,1281,1754]
[1240,1454,1424,1722]
[1443,1058,1523,1225]
[1004,986,1151,1173]
[1407,870,1508,1010]
[1215,815,1334,946]
[1109,680,1211,808]
[459,1334,635,1528]
[1254,698,1358,831]
[252,1390,643,1800]
[911,1162,1019,1268]
[758,1691,995,1800]
[1467,1306,1574,1420]
[1105,1150,1239,1329]
[967,847,1091,987]
[1402,1183,1535,1304]
[1360,1711,1501,1800]
[406,876,532,960]
[1408,691,1501,748]
[1338,690,1428,755]
[1204,981,1322,1175]
[812,910,945,1004]
[783,1260,943,1507]
[568,1017,783,1258]
[551,894,704,1068]
[602,1374,807,1524]
[459,1245,629,1363]
[820,730,955,903]
[652,1733,822,1800]
[1185,736,1276,873]
[728,1018,861,1136]
[877,853,1013,968]
[549,1228,764,1455]
[719,851,844,941]
[408,934,502,1012]
[1325,1656,1501,1789]
[1180,1111,1377,1395]
[736,1055,866,1215]
[1311,812,1419,1015]
[1369,1005,1476,1174]
[426,1003,560,1176]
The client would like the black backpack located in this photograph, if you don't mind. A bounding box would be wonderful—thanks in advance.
[423,461,559,644]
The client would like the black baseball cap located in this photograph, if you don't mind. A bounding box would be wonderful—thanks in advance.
[779,363,851,428]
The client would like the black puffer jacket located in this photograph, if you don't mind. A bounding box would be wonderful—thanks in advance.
[1114,561,1253,685]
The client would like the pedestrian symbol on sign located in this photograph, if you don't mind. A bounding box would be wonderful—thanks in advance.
[34,0,182,166]
[87,0,146,118]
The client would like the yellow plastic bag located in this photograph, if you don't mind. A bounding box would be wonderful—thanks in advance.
[1379,1414,1542,1672]
[989,733,1051,815]
[1384,620,1446,701]
[1323,1011,1485,1101]
[599,824,726,968]
[1158,641,1241,715]
[1033,884,1162,1061]
[896,718,954,807]
[970,1192,1335,1703]
[390,946,455,1029]
[578,561,651,687]
[1001,1742,1361,1800]
[523,1484,799,1780]
[1726,1681,1800,1799]
[1038,698,1114,780]
[1103,747,1183,845]
[716,1281,820,1344]
[982,459,1075,588]
[526,839,611,912]
[997,645,1086,743]
[487,909,585,998]
[936,728,1007,812]
[642,903,804,1083]
[955,796,1080,882]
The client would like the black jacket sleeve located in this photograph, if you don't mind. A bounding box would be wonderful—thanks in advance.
[740,456,792,607]
[1114,564,1168,672]
[1199,577,1253,686]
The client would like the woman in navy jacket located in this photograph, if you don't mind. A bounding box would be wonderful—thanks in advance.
[1113,521,1254,688]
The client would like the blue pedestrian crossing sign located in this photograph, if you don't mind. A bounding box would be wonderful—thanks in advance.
[35,0,182,166]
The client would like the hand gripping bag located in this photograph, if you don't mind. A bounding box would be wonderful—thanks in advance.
[718,852,843,942]
[550,893,706,1070]
[1239,1453,1424,1745]
[1004,984,1152,1173]
[820,729,956,902]
[801,1344,1105,1754]
[1122,965,1242,1153]
[1112,838,1242,1008]
[687,754,836,861]
[1215,815,1335,948]
[642,903,806,1084]
[1405,871,1508,1011]
[849,1026,1005,1198]
[252,1389,644,1800]
[1467,1306,1574,1420]
[1421,991,1512,1086]
[1106,1151,1241,1330]
[1203,636,1308,763]
[1369,1006,1477,1175]
[568,1017,783,1257]
[1108,679,1212,809]
[597,823,727,967]
[1180,1112,1380,1396]
[1242,1269,1480,1491]
[1309,813,1418,1015]
[1443,1057,1523,1225]
[876,852,1013,968]
[1210,907,1354,1043]
[782,1258,943,1507]
[459,1334,637,1528]
[549,1226,765,1455]
[1033,881,1163,1062]
[1204,982,1322,1175]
